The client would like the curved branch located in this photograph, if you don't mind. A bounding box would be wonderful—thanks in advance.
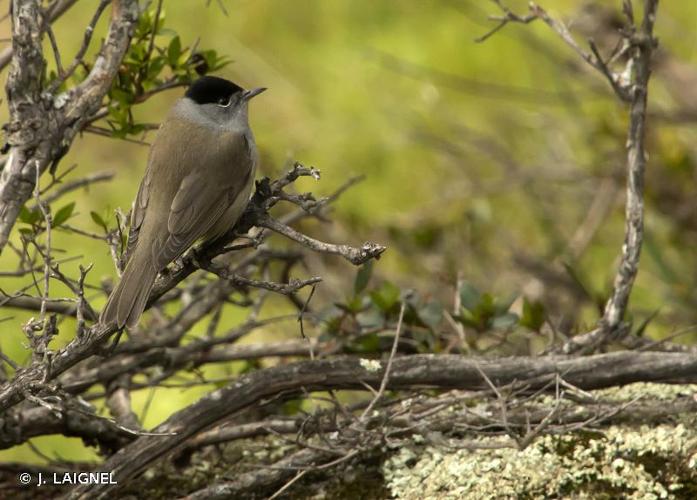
[69,350,697,498]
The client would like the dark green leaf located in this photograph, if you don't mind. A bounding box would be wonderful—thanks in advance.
[520,298,545,331]
[417,301,443,330]
[491,312,519,330]
[354,260,373,295]
[370,281,400,312]
[18,206,40,225]
[90,211,108,231]
[335,294,364,314]
[351,333,381,353]
[168,36,182,68]
[457,308,480,330]
[477,293,496,318]
[146,56,167,80]
[52,202,75,227]
[356,308,384,329]
[459,281,480,311]
[495,293,518,315]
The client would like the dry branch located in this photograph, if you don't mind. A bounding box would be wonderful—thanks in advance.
[592,0,658,347]
[480,0,659,353]
[70,350,697,498]
[0,164,385,412]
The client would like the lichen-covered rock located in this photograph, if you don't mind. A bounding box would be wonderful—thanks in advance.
[382,384,697,499]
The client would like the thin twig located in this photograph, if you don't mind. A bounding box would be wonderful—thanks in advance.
[48,0,110,92]
[360,302,406,421]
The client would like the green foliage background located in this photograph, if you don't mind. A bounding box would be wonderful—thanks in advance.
[1,0,697,464]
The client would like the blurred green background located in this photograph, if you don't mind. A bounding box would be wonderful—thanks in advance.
[2,0,697,463]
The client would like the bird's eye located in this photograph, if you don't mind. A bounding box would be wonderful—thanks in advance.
[217,96,231,107]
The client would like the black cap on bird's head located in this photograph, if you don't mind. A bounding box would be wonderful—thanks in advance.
[185,76,266,106]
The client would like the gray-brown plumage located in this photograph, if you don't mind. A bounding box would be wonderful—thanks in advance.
[100,76,265,329]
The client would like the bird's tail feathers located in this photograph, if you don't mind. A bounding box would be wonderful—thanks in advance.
[100,251,157,329]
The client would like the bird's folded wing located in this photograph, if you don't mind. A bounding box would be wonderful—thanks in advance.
[124,166,152,262]
[147,171,229,269]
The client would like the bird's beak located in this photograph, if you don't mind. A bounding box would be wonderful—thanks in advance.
[243,87,267,101]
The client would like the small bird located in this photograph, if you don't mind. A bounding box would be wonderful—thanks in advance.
[100,76,265,329]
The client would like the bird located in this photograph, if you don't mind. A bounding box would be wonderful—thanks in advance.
[100,76,266,329]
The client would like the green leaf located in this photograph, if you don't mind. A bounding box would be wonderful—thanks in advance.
[354,261,373,295]
[168,36,182,68]
[196,49,231,73]
[520,298,545,331]
[417,301,443,330]
[335,294,363,314]
[476,293,496,318]
[350,333,381,353]
[52,202,75,227]
[457,308,480,330]
[458,281,480,311]
[356,307,383,329]
[147,56,167,81]
[370,281,400,312]
[494,293,518,315]
[491,312,519,330]
[90,211,108,231]
[18,205,40,225]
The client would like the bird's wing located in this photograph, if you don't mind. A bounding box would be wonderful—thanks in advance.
[124,164,152,261]
[150,174,229,268]
[150,131,254,270]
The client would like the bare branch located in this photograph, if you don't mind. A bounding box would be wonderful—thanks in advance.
[259,214,385,266]
[564,0,659,353]
[202,264,322,295]
[474,0,537,43]
[69,350,697,498]
[39,171,114,207]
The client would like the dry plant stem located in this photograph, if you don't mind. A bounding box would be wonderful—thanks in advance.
[0,355,695,469]
[266,470,309,500]
[69,350,697,498]
[105,375,140,431]
[360,301,405,420]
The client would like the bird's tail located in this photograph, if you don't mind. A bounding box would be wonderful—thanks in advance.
[100,250,158,329]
